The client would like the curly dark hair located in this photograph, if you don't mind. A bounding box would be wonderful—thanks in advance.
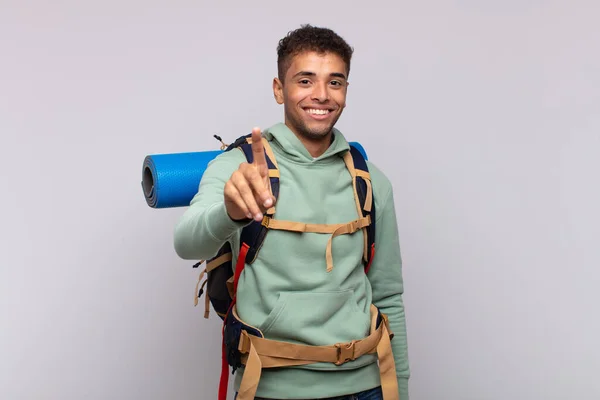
[276,24,354,82]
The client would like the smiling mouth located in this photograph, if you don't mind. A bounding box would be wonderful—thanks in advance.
[305,108,330,115]
[304,108,334,119]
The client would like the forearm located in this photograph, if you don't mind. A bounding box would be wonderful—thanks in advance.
[368,187,411,399]
[174,201,248,260]
[173,151,249,260]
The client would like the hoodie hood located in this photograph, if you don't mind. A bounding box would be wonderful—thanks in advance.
[263,122,350,164]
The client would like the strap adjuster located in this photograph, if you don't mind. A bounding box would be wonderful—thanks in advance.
[261,216,270,228]
[237,330,251,353]
[380,313,394,340]
[334,340,357,365]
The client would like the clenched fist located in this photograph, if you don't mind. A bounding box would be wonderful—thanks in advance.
[224,127,276,222]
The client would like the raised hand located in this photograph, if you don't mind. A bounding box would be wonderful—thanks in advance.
[224,127,276,222]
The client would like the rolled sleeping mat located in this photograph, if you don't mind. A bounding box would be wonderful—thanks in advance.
[142,142,368,209]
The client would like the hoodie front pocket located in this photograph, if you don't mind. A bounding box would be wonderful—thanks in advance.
[258,289,370,348]
[258,292,290,334]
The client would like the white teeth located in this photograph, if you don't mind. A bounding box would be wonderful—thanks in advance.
[306,109,329,115]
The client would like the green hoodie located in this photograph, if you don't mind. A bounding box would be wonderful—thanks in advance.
[174,123,410,399]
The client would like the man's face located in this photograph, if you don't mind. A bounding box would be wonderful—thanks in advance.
[273,51,348,141]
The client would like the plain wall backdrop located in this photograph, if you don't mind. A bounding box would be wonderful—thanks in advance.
[1,1,598,399]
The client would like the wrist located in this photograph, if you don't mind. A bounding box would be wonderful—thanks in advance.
[206,203,253,241]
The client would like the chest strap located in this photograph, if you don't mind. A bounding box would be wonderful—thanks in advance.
[261,215,371,272]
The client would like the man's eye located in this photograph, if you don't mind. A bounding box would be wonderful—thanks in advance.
[299,79,310,84]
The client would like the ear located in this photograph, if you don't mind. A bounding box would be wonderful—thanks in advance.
[273,78,284,104]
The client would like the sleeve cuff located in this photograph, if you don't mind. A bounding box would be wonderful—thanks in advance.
[398,377,409,400]
[206,202,252,241]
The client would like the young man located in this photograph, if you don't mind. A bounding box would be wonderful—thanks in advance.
[174,25,410,400]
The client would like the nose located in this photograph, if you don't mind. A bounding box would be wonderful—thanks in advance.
[311,82,328,102]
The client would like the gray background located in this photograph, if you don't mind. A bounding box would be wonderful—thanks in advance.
[1,1,598,399]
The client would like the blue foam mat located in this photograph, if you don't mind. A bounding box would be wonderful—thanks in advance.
[142,142,367,209]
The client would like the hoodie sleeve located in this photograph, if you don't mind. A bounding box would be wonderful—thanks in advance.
[173,148,251,261]
[366,164,411,400]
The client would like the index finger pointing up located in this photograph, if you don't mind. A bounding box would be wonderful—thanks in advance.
[251,127,268,174]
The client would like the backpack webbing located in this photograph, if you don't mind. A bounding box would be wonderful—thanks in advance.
[193,135,377,321]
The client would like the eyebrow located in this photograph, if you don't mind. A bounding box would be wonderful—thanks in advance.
[293,71,347,80]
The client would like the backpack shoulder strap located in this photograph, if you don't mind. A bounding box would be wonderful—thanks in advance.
[227,133,280,264]
[343,144,376,273]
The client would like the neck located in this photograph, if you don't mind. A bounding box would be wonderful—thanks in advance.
[300,135,332,158]
[285,124,333,158]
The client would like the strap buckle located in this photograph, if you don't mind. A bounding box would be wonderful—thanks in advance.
[334,340,357,365]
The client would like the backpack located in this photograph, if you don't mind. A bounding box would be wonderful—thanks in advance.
[192,132,376,320]
[190,132,377,399]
